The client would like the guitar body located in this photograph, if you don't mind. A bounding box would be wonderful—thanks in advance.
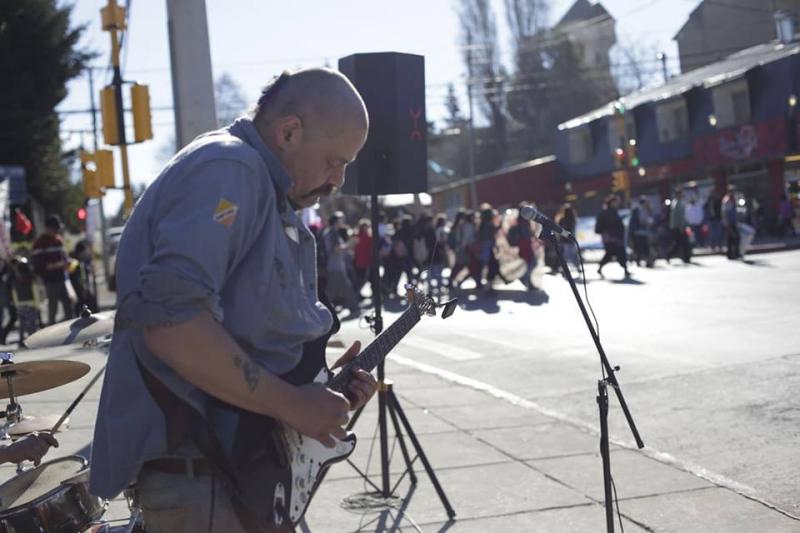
[272,366,358,528]
[230,288,440,531]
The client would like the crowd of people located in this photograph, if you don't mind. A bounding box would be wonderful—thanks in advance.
[313,184,799,315]
[598,184,795,278]
[310,202,577,317]
[0,214,98,346]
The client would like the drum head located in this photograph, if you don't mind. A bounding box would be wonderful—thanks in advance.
[0,456,87,511]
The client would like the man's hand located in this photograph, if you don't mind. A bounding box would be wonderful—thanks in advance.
[332,341,378,412]
[0,433,59,466]
[283,384,351,448]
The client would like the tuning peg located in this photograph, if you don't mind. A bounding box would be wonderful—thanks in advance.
[437,298,458,319]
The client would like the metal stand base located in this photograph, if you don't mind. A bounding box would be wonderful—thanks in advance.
[345,379,456,520]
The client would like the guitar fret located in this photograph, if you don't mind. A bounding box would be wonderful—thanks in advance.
[329,305,423,394]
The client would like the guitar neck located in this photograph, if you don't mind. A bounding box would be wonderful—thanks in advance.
[328,305,421,393]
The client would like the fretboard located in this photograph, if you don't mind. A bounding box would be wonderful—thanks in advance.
[329,305,421,393]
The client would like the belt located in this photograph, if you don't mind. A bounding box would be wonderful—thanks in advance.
[144,457,213,477]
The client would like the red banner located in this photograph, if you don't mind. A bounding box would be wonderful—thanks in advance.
[693,118,787,166]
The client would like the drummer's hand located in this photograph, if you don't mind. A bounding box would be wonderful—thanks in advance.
[1,433,59,466]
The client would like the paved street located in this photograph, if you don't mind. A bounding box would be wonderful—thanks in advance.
[0,249,796,531]
[318,249,800,529]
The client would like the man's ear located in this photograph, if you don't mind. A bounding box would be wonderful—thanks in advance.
[276,115,303,151]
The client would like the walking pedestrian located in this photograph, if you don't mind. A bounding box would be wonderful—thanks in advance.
[31,215,73,325]
[722,187,740,259]
[629,196,654,267]
[777,193,796,237]
[667,190,691,263]
[321,212,360,318]
[595,195,630,278]
[705,191,724,251]
[352,219,373,296]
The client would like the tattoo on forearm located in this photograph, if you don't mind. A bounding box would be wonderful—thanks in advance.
[233,354,260,392]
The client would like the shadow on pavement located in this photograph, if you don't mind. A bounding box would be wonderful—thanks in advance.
[741,258,774,267]
[611,276,646,285]
[454,288,550,313]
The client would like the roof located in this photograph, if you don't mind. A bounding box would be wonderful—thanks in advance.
[557,0,612,27]
[558,40,800,130]
[429,155,556,194]
[673,0,705,40]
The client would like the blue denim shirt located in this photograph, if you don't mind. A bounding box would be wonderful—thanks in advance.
[89,117,333,498]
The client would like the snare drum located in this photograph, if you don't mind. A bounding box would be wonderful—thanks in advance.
[0,456,105,532]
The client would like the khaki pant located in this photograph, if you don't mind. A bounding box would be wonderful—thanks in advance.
[137,466,247,533]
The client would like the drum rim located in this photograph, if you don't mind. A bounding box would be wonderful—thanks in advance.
[0,455,94,515]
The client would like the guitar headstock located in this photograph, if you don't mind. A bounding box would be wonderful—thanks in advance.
[405,285,458,320]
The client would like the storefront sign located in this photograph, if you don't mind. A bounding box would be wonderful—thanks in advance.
[694,118,787,166]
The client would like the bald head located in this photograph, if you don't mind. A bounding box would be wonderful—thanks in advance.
[253,68,368,140]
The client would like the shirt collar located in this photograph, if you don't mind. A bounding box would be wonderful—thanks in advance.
[228,117,293,200]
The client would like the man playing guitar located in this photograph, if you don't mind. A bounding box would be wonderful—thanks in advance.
[90,68,376,532]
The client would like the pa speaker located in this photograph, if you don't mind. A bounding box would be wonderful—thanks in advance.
[338,52,427,195]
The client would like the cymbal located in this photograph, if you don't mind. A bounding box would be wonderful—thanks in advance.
[0,361,91,398]
[23,311,115,350]
[8,414,68,437]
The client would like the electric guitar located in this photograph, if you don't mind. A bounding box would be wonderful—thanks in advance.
[260,287,456,529]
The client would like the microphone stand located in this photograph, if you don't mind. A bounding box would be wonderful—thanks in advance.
[543,228,644,533]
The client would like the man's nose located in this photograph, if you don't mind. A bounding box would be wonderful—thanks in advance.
[330,166,346,188]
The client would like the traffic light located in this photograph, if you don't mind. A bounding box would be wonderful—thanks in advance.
[627,139,640,167]
[131,83,153,142]
[76,207,87,221]
[100,2,126,30]
[94,149,115,188]
[612,171,629,193]
[100,86,120,146]
[613,148,625,168]
[80,150,102,199]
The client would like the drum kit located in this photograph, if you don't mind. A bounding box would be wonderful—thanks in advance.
[0,309,143,533]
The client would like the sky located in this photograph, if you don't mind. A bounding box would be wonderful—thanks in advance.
[58,0,701,214]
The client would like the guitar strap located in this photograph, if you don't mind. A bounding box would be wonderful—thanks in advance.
[136,358,270,532]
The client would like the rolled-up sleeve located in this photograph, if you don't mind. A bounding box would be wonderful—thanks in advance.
[117,158,270,329]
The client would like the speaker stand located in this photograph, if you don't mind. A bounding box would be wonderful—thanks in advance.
[321,190,456,522]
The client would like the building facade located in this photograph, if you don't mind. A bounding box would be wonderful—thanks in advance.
[675,0,800,73]
[431,41,800,228]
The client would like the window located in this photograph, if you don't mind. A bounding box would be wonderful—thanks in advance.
[732,89,750,124]
[712,78,751,128]
[656,98,689,143]
[607,114,637,152]
[568,126,594,163]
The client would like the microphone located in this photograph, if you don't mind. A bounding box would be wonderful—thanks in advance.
[519,204,574,241]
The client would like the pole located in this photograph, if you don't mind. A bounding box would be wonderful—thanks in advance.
[166,0,217,150]
[465,39,478,209]
[105,0,134,215]
[88,68,111,294]
[658,52,668,84]
[367,190,390,497]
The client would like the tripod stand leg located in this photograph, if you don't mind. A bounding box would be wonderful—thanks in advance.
[389,387,456,519]
[378,378,391,497]
[385,385,418,485]
[598,379,614,533]
[346,403,365,431]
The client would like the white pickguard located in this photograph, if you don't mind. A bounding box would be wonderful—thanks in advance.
[281,367,357,524]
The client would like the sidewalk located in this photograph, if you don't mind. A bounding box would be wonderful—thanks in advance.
[303,351,800,532]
